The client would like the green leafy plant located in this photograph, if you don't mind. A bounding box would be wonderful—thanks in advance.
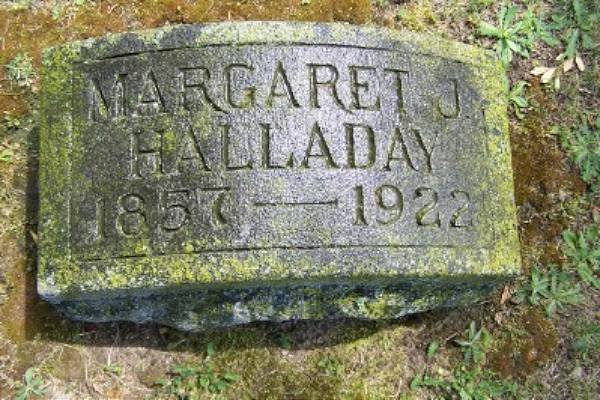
[317,356,344,377]
[514,266,583,316]
[411,365,518,399]
[478,4,535,68]
[0,148,13,163]
[455,321,491,364]
[520,5,560,48]
[426,340,439,360]
[563,226,600,288]
[561,115,600,191]
[531,0,600,88]
[155,344,239,398]
[508,80,530,119]
[5,53,35,88]
[553,0,598,64]
[573,322,600,359]
[157,364,240,397]
[15,368,48,400]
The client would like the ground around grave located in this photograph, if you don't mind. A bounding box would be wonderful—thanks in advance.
[0,1,599,399]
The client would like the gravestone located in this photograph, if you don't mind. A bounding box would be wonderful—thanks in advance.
[39,22,520,330]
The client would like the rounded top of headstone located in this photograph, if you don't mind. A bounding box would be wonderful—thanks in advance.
[46,21,498,69]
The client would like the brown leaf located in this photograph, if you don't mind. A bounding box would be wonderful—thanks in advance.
[563,58,574,72]
[500,285,512,304]
[541,67,556,84]
[575,55,585,71]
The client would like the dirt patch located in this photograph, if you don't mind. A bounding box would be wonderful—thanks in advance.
[510,81,587,269]
[488,308,558,380]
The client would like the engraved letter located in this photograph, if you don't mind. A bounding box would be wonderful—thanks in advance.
[221,124,252,170]
[178,67,223,111]
[413,128,438,173]
[130,127,163,178]
[384,127,416,171]
[349,66,380,111]
[301,122,338,169]
[260,123,294,169]
[345,123,376,169]
[436,79,460,118]
[226,63,256,109]
[266,61,300,108]
[88,74,127,121]
[308,64,347,111]
[136,70,165,116]
[175,126,211,173]
[384,69,409,113]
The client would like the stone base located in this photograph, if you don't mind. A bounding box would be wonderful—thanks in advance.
[51,276,504,331]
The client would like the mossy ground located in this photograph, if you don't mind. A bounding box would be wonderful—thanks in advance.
[0,0,599,398]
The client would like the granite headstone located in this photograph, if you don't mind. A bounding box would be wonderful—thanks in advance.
[39,22,520,330]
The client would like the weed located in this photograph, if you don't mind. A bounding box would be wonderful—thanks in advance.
[560,115,600,191]
[455,321,491,364]
[426,340,439,360]
[531,0,600,88]
[0,148,13,163]
[275,332,293,350]
[154,344,240,398]
[468,0,494,13]
[520,4,560,48]
[372,0,389,7]
[514,266,583,317]
[5,53,35,88]
[563,226,600,288]
[156,363,240,397]
[573,321,600,359]
[317,356,344,377]
[14,368,48,400]
[509,80,530,119]
[552,0,599,65]
[411,365,518,399]
[478,4,535,68]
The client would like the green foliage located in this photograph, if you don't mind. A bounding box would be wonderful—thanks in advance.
[573,321,600,359]
[477,4,541,67]
[5,53,35,88]
[532,0,600,87]
[508,80,530,119]
[411,365,518,400]
[455,321,491,364]
[155,344,239,398]
[412,325,517,399]
[317,356,344,377]
[520,5,560,47]
[563,226,600,288]
[0,148,13,163]
[372,0,389,7]
[275,332,293,350]
[468,0,494,13]
[550,0,600,62]
[514,266,583,317]
[14,368,48,400]
[427,340,439,360]
[561,115,600,191]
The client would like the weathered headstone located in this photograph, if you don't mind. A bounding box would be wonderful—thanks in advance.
[39,22,520,330]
